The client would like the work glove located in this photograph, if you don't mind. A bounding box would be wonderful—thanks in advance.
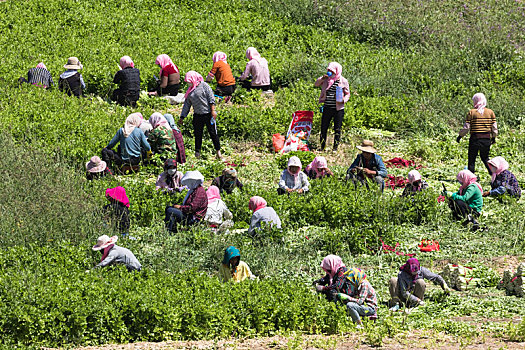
[443,284,452,294]
[146,150,153,160]
[418,300,426,307]
[337,293,351,302]
[456,135,462,143]
[315,285,324,293]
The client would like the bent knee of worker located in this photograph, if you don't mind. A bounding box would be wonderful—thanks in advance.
[389,277,398,286]
[415,279,426,288]
[345,301,360,312]
[374,176,385,184]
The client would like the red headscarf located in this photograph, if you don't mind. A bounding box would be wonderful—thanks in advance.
[105,186,130,208]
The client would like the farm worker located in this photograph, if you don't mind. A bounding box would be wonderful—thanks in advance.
[443,169,483,230]
[483,156,521,199]
[457,93,498,174]
[178,71,222,159]
[155,158,184,192]
[388,258,450,311]
[206,51,236,101]
[85,155,113,181]
[18,62,54,88]
[278,156,310,195]
[211,168,244,194]
[148,113,177,154]
[314,256,378,328]
[111,56,140,107]
[219,246,255,282]
[102,113,151,168]
[314,62,351,151]
[346,140,387,192]
[305,156,334,179]
[149,54,180,96]
[103,187,130,235]
[164,171,208,233]
[239,47,271,91]
[401,170,429,197]
[155,112,187,164]
[204,186,234,233]
[92,235,142,272]
[58,57,85,97]
[247,196,282,237]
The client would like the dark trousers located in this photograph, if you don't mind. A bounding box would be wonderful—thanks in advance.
[215,84,236,97]
[250,85,271,91]
[157,84,180,96]
[320,107,344,150]
[468,136,491,174]
[193,113,221,152]
[102,148,141,168]
[164,207,196,233]
[448,199,478,220]
[111,89,139,107]
[348,172,385,192]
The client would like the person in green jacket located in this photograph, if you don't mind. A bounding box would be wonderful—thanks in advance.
[443,169,483,230]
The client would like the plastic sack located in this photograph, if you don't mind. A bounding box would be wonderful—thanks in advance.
[336,86,343,102]
[272,133,285,153]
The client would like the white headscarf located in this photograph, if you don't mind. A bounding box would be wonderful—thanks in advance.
[123,113,143,138]
[181,171,204,204]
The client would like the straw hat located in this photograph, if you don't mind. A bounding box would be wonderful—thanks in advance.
[86,156,107,173]
[64,57,83,70]
[356,140,377,154]
[92,235,118,251]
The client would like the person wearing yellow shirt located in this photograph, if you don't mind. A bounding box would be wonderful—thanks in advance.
[219,246,255,283]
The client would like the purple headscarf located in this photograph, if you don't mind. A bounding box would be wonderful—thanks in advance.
[400,258,421,283]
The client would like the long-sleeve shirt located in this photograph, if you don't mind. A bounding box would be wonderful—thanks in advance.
[156,171,184,192]
[401,180,429,197]
[343,280,378,310]
[490,170,521,198]
[458,108,498,138]
[107,127,151,161]
[113,67,140,92]
[347,154,388,179]
[219,261,254,282]
[205,199,233,226]
[211,175,243,194]
[451,184,483,213]
[278,170,309,192]
[208,60,236,87]
[26,67,54,87]
[240,58,270,86]
[247,207,282,235]
[180,186,208,220]
[180,82,215,117]
[95,245,142,271]
[397,268,445,304]
[315,75,350,111]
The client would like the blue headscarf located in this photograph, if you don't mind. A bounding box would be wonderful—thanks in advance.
[222,246,240,265]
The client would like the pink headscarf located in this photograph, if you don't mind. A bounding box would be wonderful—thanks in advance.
[407,170,422,185]
[326,62,343,90]
[105,186,130,208]
[246,47,262,63]
[184,71,204,99]
[149,112,171,129]
[472,93,487,116]
[488,156,509,183]
[36,62,47,69]
[123,113,143,138]
[119,56,134,69]
[155,54,179,75]
[457,169,483,193]
[248,196,267,213]
[206,186,221,204]
[305,156,328,179]
[213,51,227,63]
[320,255,345,283]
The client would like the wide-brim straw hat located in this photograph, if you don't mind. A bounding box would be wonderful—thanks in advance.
[64,57,82,70]
[92,235,118,251]
[86,156,107,173]
[356,140,377,154]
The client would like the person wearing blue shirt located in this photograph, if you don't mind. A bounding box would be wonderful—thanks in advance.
[345,140,387,192]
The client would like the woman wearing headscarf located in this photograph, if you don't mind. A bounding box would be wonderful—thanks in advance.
[58,57,85,97]
[457,93,498,174]
[443,169,483,229]
[148,112,176,154]
[278,156,309,195]
[18,62,54,89]
[103,186,131,234]
[239,47,271,91]
[206,51,236,100]
[149,54,180,96]
[156,158,184,192]
[247,196,282,237]
[483,156,521,199]
[219,246,255,282]
[211,168,244,194]
[401,169,429,197]
[179,71,221,159]
[86,155,113,180]
[389,258,450,311]
[305,156,334,179]
[314,62,351,151]
[111,56,140,107]
[102,113,151,168]
[204,186,234,232]
[92,235,142,272]
[164,171,208,233]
